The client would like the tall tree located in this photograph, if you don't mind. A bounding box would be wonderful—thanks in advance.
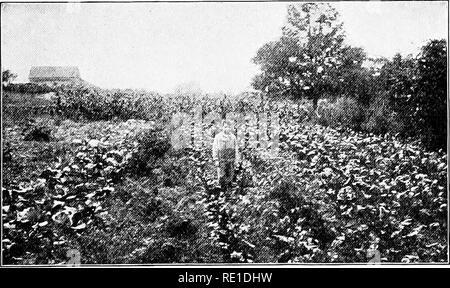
[252,3,348,112]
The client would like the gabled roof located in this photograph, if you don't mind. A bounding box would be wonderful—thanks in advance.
[29,66,81,79]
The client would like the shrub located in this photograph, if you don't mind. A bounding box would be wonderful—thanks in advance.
[412,39,447,150]
[318,97,365,130]
[22,120,53,142]
[55,86,168,121]
[160,150,191,187]
[127,126,172,175]
[379,39,447,150]
[362,95,399,135]
[143,197,165,222]
[139,240,182,263]
[165,217,198,238]
[271,181,335,250]
[4,83,55,94]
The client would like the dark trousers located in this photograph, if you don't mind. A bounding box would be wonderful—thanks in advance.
[219,160,235,188]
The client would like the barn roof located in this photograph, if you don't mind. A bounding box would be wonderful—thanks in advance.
[29,66,81,79]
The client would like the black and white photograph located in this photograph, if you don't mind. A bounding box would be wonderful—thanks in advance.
[0,0,448,266]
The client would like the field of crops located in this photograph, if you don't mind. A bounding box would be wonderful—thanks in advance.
[171,117,447,263]
[1,88,448,264]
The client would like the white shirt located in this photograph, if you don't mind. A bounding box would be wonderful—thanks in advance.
[212,131,239,164]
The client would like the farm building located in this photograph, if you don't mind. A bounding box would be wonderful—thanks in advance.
[29,66,83,86]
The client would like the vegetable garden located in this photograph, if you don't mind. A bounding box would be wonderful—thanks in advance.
[2,86,447,264]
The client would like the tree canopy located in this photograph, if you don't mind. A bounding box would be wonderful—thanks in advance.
[252,3,368,110]
[2,70,17,86]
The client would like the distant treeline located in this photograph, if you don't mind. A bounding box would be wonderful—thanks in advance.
[3,82,55,94]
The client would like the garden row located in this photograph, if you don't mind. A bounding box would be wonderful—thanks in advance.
[185,120,447,263]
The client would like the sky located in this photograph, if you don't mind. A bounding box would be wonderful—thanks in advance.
[1,1,448,94]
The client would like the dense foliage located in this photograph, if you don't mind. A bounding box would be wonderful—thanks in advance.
[3,138,131,263]
[252,3,447,151]
[160,115,447,263]
[409,40,447,150]
[2,86,448,264]
[3,83,55,94]
[2,70,17,86]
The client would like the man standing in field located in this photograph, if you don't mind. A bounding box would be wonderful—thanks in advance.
[212,119,239,188]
